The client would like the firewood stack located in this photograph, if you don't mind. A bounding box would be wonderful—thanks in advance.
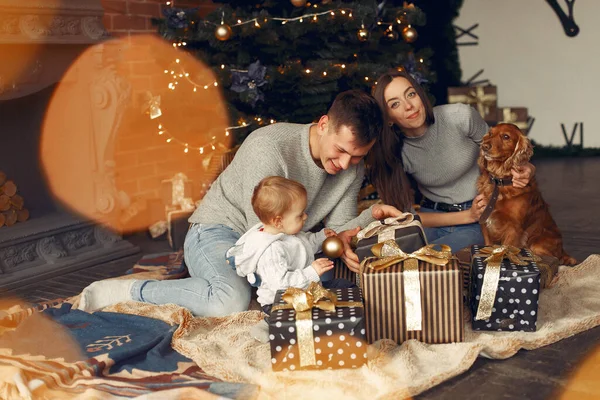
[0,171,29,228]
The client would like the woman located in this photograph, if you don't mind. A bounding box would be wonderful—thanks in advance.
[369,69,534,252]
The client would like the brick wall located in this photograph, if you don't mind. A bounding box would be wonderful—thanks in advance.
[99,0,220,227]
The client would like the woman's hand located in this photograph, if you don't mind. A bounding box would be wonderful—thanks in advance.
[337,227,362,273]
[469,194,487,222]
[512,162,535,188]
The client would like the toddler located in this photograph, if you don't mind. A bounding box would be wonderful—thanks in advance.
[227,176,340,340]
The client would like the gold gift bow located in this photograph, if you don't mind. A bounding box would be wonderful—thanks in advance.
[360,241,452,331]
[353,213,415,246]
[473,245,538,321]
[271,282,363,367]
[448,86,497,119]
[501,108,528,131]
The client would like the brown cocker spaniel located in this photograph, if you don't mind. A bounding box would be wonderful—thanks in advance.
[477,123,576,265]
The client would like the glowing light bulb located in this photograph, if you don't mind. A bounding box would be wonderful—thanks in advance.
[176,59,180,63]
[166,138,172,143]
[184,147,189,153]
[200,148,204,154]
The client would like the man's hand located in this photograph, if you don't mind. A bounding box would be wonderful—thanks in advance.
[512,162,535,189]
[337,226,361,273]
[372,204,404,220]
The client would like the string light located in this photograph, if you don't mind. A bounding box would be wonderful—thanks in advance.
[198,8,356,28]
[151,118,276,155]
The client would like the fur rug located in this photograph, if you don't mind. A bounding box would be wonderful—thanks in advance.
[103,254,600,400]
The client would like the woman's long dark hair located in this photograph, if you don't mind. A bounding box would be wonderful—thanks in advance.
[368,69,435,212]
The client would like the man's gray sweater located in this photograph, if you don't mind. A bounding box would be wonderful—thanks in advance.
[189,123,375,234]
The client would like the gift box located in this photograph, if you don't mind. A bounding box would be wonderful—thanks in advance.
[333,214,427,284]
[269,283,367,372]
[470,245,541,332]
[161,172,193,208]
[496,107,530,134]
[352,213,427,262]
[360,241,464,344]
[166,208,193,250]
[448,85,498,123]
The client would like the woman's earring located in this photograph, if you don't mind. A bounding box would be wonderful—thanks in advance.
[388,122,394,127]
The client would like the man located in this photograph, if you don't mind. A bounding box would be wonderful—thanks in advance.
[78,90,403,316]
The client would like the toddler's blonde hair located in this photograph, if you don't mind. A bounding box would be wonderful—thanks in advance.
[252,176,307,224]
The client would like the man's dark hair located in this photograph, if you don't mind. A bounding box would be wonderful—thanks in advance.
[327,89,384,146]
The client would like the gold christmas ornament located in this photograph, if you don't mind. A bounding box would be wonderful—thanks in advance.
[322,236,344,259]
[290,0,307,7]
[402,26,418,43]
[215,24,233,41]
[357,28,369,42]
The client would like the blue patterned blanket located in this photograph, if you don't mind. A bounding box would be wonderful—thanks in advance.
[0,252,257,399]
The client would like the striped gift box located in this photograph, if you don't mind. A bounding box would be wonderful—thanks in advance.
[361,259,464,344]
[332,257,357,283]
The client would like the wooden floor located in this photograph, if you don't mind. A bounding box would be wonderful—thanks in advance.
[6,157,600,399]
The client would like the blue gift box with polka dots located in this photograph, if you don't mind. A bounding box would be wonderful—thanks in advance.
[469,245,541,332]
[268,287,367,371]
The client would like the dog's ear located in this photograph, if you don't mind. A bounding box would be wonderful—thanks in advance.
[477,148,487,172]
[508,131,533,168]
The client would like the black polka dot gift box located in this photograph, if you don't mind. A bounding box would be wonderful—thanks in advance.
[350,213,427,264]
[268,283,367,372]
[470,245,541,332]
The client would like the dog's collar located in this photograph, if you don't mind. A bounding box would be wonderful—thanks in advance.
[489,175,513,187]
[479,175,514,224]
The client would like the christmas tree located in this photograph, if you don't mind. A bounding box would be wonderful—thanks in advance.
[153,0,432,145]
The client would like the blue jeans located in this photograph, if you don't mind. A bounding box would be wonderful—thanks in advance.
[130,223,249,317]
[421,207,485,253]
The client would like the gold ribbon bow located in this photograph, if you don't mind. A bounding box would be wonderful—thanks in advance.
[271,282,362,367]
[353,213,415,246]
[448,86,497,119]
[474,245,537,321]
[361,241,452,331]
[501,108,528,130]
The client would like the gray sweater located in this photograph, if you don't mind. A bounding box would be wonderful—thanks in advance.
[189,123,375,234]
[401,104,488,204]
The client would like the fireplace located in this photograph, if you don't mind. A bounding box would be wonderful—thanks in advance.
[0,0,139,290]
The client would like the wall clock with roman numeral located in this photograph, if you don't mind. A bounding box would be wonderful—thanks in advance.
[546,0,579,37]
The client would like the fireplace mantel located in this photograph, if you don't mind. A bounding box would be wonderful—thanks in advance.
[0,0,109,101]
[0,0,107,44]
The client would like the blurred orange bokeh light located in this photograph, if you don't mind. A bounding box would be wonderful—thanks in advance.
[40,34,230,232]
